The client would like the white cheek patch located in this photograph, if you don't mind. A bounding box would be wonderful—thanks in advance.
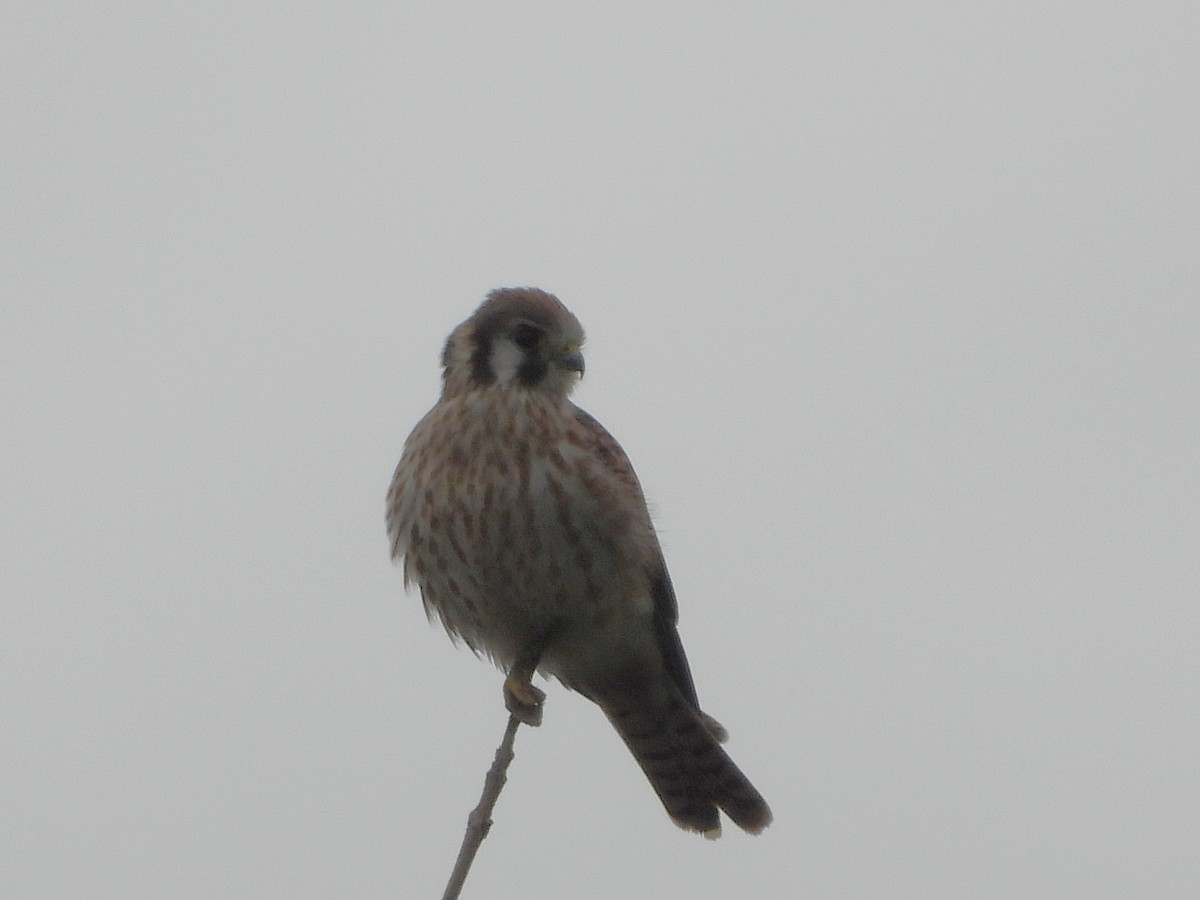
[489,338,525,384]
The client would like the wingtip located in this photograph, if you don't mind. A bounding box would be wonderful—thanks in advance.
[742,809,773,835]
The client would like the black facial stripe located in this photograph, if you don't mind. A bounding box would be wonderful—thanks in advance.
[516,354,548,386]
[468,319,500,385]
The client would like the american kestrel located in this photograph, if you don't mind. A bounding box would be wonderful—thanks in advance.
[386,288,771,837]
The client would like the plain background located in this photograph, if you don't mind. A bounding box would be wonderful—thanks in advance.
[4,3,1197,898]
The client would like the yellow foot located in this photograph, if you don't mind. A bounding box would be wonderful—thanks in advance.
[503,672,545,726]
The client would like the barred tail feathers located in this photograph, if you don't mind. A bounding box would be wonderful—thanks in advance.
[600,681,772,837]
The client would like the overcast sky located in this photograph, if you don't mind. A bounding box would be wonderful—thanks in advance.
[3,3,1198,898]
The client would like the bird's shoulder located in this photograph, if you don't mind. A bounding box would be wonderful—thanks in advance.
[564,405,647,502]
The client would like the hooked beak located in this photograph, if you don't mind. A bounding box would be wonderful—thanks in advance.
[556,347,585,376]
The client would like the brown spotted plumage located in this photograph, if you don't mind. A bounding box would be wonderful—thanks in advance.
[386,287,771,837]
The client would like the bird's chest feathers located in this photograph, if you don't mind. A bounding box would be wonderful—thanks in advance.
[393,391,655,663]
[420,394,627,595]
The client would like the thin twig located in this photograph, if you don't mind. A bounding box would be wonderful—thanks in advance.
[441,714,523,900]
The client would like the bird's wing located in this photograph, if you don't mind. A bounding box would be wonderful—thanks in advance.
[571,406,702,711]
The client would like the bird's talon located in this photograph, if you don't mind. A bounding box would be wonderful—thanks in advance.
[504,674,545,726]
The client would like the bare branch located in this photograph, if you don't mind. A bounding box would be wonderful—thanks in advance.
[441,714,523,900]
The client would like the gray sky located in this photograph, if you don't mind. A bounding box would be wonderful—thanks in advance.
[3,3,1198,898]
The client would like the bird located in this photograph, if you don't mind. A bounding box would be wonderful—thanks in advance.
[386,287,771,837]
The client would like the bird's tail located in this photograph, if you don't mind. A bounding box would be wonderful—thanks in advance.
[599,679,772,837]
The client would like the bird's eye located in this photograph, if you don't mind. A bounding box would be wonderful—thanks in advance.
[511,323,541,349]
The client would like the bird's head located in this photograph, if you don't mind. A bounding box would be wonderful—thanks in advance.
[441,287,586,397]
